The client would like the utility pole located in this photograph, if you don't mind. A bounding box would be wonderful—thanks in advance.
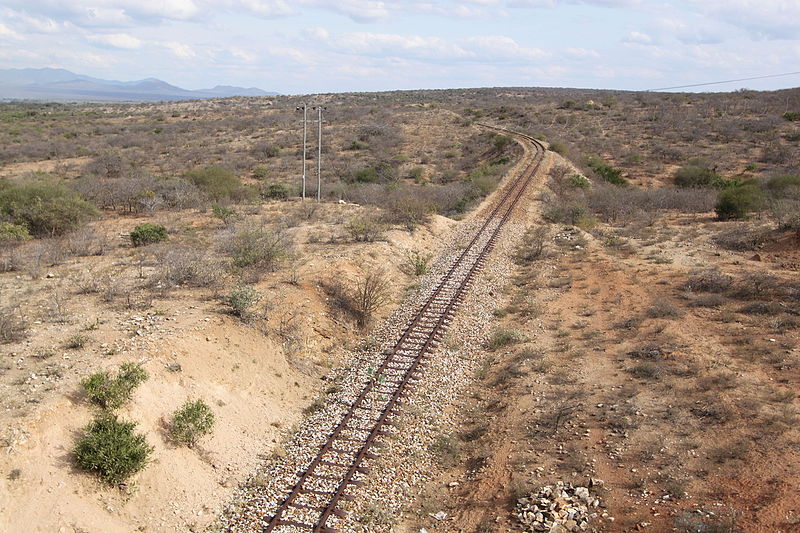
[296,104,308,201]
[316,106,323,202]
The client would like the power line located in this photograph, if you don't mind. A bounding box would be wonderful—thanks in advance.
[648,71,800,91]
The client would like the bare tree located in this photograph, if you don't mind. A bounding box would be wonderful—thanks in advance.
[352,267,392,328]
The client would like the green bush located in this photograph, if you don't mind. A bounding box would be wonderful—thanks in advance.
[764,174,800,195]
[184,166,242,202]
[549,142,567,155]
[211,204,238,225]
[353,162,397,184]
[130,223,167,247]
[783,111,800,122]
[227,285,262,318]
[569,174,590,188]
[65,333,90,349]
[0,221,31,242]
[715,182,765,220]
[73,413,152,484]
[82,363,149,410]
[346,140,366,150]
[355,167,379,183]
[485,328,528,350]
[0,177,97,236]
[586,156,626,185]
[252,165,269,179]
[409,167,425,183]
[170,399,215,445]
[493,134,513,151]
[674,160,730,189]
[261,183,289,200]
[346,215,387,242]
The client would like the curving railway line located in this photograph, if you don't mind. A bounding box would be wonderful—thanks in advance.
[260,128,547,533]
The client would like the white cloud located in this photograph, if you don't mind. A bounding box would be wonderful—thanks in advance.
[685,0,800,40]
[162,41,196,58]
[623,31,651,44]
[305,28,546,63]
[508,0,641,7]
[564,47,600,58]
[88,32,143,49]
[0,22,22,39]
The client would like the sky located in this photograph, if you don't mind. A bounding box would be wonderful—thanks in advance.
[1,0,799,94]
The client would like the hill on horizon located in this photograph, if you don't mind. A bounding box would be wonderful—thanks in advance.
[0,68,278,102]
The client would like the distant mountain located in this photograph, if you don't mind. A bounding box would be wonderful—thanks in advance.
[0,68,278,102]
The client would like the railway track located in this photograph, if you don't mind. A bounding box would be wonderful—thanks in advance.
[261,128,547,533]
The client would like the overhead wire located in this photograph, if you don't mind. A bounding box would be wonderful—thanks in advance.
[648,71,800,91]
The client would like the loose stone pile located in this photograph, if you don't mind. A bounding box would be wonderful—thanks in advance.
[516,481,602,533]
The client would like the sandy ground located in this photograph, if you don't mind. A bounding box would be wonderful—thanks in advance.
[0,197,458,532]
[411,154,800,533]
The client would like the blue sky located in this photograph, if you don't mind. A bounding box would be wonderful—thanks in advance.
[1,1,799,93]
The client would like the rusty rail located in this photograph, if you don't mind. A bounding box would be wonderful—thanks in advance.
[261,128,546,533]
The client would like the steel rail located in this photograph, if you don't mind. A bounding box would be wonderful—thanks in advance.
[261,128,546,533]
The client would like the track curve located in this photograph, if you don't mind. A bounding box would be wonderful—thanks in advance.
[260,127,547,533]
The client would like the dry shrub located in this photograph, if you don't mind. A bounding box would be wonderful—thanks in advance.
[698,372,738,391]
[23,239,68,279]
[646,299,683,319]
[684,268,733,293]
[688,294,728,308]
[713,226,771,251]
[514,226,549,263]
[71,270,102,294]
[62,227,112,256]
[708,439,750,464]
[629,361,665,380]
[734,271,782,299]
[0,306,28,344]
[689,398,732,424]
[350,268,392,328]
[323,268,391,328]
[628,344,665,360]
[220,223,291,279]
[0,245,25,273]
[738,301,783,315]
[150,246,222,291]
[346,215,387,242]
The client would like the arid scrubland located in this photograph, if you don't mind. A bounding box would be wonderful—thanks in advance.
[0,86,799,532]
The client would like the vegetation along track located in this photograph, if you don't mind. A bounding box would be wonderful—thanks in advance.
[262,128,546,533]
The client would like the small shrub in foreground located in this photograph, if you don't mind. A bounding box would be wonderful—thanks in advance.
[170,399,215,446]
[82,362,149,410]
[73,413,152,484]
[486,328,528,350]
[130,223,167,247]
[399,249,433,276]
[629,362,664,380]
[65,333,90,349]
[227,285,262,319]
